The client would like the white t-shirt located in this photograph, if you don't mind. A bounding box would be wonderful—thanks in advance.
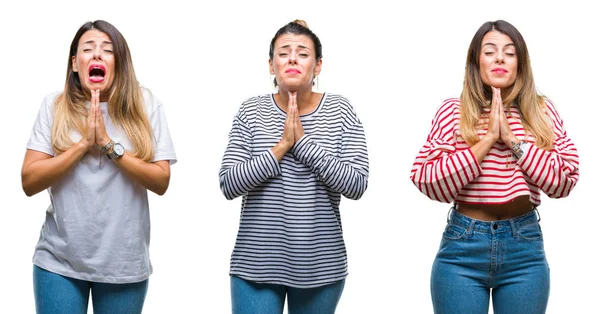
[27,88,177,283]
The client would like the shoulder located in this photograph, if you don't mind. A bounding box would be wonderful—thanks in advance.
[438,97,461,113]
[540,97,568,132]
[323,93,352,109]
[240,94,271,109]
[236,94,272,119]
[42,91,63,109]
[431,97,461,123]
[541,97,561,120]
[140,87,163,113]
[322,93,361,122]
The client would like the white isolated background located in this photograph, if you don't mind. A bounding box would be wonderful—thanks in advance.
[0,0,596,313]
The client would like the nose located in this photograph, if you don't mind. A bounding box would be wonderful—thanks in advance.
[495,52,505,64]
[288,52,298,64]
[93,47,103,60]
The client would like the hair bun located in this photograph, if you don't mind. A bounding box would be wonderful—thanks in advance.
[293,19,309,29]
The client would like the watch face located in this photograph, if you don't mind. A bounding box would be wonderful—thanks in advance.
[114,143,125,155]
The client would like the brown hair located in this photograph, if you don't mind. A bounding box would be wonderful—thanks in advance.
[459,20,553,150]
[52,20,154,161]
[269,19,322,87]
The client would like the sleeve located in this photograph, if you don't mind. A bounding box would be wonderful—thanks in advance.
[26,95,55,156]
[148,96,177,164]
[409,100,482,203]
[218,109,282,200]
[516,99,579,198]
[290,107,369,200]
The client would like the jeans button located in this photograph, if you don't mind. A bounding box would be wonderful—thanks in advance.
[492,223,499,230]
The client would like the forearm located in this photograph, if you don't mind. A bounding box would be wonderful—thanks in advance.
[219,150,281,200]
[411,148,481,203]
[292,134,369,199]
[517,144,579,198]
[111,153,171,195]
[271,141,293,161]
[470,136,496,163]
[22,142,88,196]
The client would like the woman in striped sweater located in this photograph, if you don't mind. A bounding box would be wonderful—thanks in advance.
[410,20,579,314]
[219,20,369,314]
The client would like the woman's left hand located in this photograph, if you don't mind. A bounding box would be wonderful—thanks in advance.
[92,89,111,147]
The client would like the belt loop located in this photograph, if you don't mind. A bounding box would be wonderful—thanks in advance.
[447,204,454,223]
[509,219,518,238]
[534,207,541,222]
[467,220,476,237]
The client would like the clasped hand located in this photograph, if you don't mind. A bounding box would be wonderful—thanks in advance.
[281,91,305,149]
[485,87,517,146]
[82,89,111,150]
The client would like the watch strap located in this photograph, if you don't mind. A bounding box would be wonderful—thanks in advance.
[107,143,124,160]
[101,140,115,154]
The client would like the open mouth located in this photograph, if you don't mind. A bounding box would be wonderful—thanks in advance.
[88,64,106,83]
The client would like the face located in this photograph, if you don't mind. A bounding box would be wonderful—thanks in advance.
[71,29,115,100]
[479,30,518,90]
[269,33,322,92]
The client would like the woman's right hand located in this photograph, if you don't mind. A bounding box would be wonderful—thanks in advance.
[484,87,502,143]
[80,91,97,149]
[470,87,501,163]
[281,91,298,148]
[272,91,298,160]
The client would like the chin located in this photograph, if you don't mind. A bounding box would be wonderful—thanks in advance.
[280,83,309,92]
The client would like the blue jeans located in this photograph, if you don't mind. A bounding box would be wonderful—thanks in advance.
[431,208,550,314]
[231,276,345,314]
[33,265,148,314]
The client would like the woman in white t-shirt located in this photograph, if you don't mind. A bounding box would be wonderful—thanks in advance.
[22,20,176,314]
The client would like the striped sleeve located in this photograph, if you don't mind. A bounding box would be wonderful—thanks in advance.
[517,99,579,198]
[219,112,281,200]
[291,121,369,200]
[410,100,482,203]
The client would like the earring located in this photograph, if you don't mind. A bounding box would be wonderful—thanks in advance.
[315,75,319,90]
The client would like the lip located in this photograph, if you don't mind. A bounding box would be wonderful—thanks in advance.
[88,64,106,73]
[88,64,106,83]
[491,68,508,74]
[285,68,301,74]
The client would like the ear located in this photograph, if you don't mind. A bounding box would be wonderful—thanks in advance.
[313,58,323,77]
[268,58,274,75]
[72,55,78,72]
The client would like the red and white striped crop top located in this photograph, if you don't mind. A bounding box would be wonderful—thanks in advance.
[410,98,579,205]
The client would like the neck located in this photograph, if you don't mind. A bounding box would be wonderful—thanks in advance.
[278,87,314,110]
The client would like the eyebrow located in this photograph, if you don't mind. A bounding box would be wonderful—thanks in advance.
[277,44,311,50]
[482,43,515,48]
[82,40,113,45]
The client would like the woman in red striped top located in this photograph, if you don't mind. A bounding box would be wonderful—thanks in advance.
[410,20,579,314]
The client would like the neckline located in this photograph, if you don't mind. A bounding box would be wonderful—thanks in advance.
[270,92,326,117]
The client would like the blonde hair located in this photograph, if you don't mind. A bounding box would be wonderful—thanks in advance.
[52,20,154,161]
[459,20,553,150]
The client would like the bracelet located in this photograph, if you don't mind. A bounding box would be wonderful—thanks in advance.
[510,140,524,159]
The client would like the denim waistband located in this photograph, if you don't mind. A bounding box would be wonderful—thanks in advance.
[448,206,539,234]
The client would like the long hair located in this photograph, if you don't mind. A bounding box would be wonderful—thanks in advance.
[459,20,553,150]
[52,20,154,161]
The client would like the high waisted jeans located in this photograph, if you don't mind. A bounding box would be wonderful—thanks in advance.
[33,265,148,314]
[431,208,550,314]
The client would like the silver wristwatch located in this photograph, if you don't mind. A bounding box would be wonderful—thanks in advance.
[107,142,125,159]
[101,140,124,159]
